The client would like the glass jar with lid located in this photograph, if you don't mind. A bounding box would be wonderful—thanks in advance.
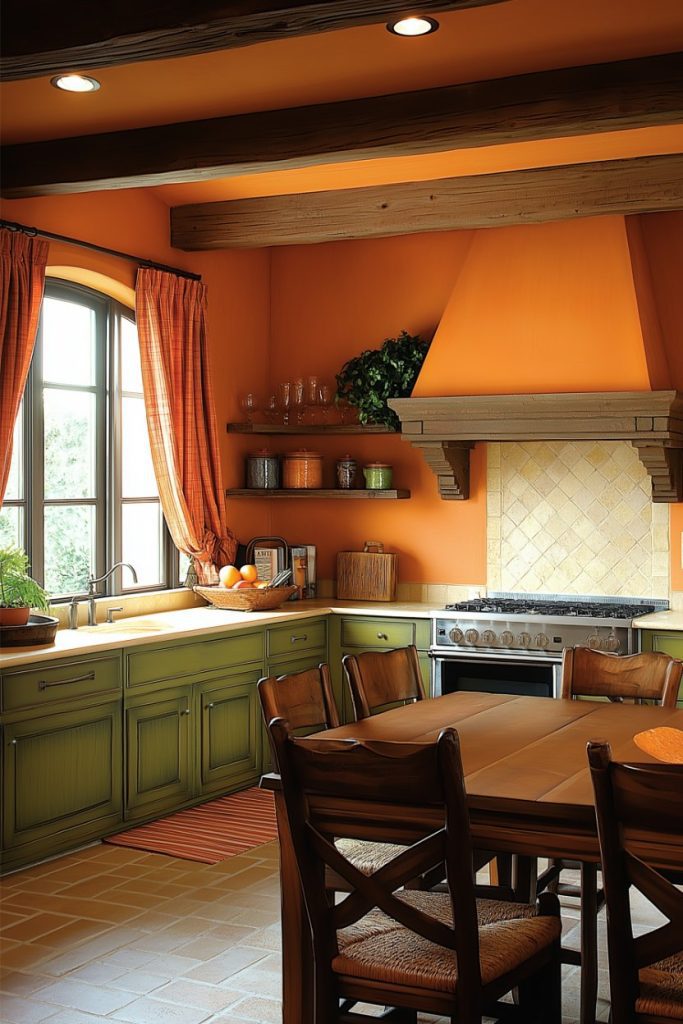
[282,450,323,489]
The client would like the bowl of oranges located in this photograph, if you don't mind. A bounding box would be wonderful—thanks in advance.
[194,564,297,612]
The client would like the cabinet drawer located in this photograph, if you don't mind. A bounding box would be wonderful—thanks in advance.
[341,617,416,650]
[127,630,263,687]
[267,619,327,659]
[1,654,122,713]
[649,633,683,660]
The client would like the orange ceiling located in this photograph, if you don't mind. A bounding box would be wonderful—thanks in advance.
[1,0,682,209]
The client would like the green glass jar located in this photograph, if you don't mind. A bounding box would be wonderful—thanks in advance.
[362,463,393,489]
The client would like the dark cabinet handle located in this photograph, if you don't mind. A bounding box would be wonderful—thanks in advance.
[38,671,95,691]
[290,634,308,643]
[377,632,389,640]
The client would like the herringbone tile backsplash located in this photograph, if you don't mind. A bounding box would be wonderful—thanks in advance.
[487,441,669,598]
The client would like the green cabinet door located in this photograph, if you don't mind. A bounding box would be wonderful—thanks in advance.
[2,701,122,856]
[125,687,194,819]
[197,668,261,796]
[261,650,328,772]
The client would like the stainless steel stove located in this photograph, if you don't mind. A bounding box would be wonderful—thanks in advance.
[430,595,663,700]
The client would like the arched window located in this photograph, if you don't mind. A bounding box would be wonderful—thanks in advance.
[0,280,185,599]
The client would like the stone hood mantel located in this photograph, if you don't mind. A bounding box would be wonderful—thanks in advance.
[388,390,683,502]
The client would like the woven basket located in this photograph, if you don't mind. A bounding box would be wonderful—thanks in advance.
[194,584,297,612]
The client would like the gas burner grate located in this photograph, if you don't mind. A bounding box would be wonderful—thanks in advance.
[443,598,657,619]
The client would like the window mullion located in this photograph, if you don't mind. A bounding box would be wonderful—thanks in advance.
[30,322,45,585]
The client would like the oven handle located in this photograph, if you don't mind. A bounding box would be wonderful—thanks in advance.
[429,648,562,666]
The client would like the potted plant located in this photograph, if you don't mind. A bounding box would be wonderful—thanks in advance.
[334,330,431,430]
[0,546,50,626]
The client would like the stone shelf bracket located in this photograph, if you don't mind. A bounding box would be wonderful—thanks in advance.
[388,391,683,502]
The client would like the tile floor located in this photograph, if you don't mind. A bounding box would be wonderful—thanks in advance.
[0,842,660,1024]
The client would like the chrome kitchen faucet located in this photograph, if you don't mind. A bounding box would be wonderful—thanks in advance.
[68,562,138,629]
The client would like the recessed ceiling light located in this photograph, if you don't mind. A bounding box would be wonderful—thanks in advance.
[50,74,101,93]
[387,15,439,36]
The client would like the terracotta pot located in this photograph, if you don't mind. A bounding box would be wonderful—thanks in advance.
[0,606,31,626]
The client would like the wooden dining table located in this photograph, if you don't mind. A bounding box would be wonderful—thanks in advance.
[263,691,683,1024]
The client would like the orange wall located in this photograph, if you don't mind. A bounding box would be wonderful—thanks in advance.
[266,231,487,584]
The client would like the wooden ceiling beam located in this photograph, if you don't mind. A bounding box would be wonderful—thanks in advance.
[1,0,507,81]
[170,153,683,249]
[2,52,682,198]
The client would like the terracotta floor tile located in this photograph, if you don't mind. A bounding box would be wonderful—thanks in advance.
[0,944,55,971]
[107,969,170,995]
[30,976,136,1014]
[0,994,57,1024]
[230,993,283,1023]
[153,978,241,1012]
[1,913,72,943]
[182,946,267,984]
[110,995,213,1024]
[33,918,109,948]
[0,972,51,997]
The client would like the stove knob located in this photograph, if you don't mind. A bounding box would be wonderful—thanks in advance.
[500,630,514,646]
[481,629,497,645]
[535,633,549,649]
[587,634,601,650]
[605,635,620,653]
[449,627,464,644]
[518,632,531,648]
[465,629,480,644]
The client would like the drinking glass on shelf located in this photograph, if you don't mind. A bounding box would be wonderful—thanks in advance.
[337,396,354,425]
[318,383,334,423]
[240,393,259,424]
[305,375,320,424]
[265,394,278,425]
[278,381,292,425]
[292,378,305,425]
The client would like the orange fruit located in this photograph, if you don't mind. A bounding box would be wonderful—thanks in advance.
[218,564,241,588]
[232,579,255,589]
[240,564,258,582]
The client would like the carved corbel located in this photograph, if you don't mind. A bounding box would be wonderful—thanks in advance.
[411,440,473,499]
[631,442,683,502]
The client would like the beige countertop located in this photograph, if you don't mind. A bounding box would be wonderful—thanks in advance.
[0,599,437,670]
[633,610,683,631]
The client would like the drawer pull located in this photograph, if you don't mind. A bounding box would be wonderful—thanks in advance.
[377,632,389,640]
[182,709,191,716]
[206,703,215,709]
[290,634,308,644]
[38,671,95,691]
[10,739,17,745]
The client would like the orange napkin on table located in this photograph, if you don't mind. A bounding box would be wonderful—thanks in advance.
[634,727,683,764]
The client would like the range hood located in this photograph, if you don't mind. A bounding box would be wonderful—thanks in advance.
[388,390,683,502]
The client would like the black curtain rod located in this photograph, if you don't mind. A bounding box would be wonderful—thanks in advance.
[0,219,201,282]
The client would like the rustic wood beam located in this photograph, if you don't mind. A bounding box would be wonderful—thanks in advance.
[1,0,507,81]
[3,52,682,198]
[170,154,683,249]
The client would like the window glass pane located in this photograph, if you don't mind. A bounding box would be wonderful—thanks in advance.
[122,502,164,588]
[0,506,22,549]
[42,295,96,386]
[178,550,191,586]
[44,505,95,596]
[121,315,143,394]
[122,396,157,497]
[4,409,23,501]
[44,388,96,499]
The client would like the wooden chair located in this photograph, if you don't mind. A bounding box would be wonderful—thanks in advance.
[270,719,562,1023]
[342,645,515,898]
[588,740,683,1023]
[342,644,426,720]
[258,664,413,888]
[538,645,683,1024]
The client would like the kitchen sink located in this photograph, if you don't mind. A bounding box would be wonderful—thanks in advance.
[82,617,170,634]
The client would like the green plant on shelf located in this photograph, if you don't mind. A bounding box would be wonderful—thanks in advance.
[334,330,431,430]
[0,546,50,610]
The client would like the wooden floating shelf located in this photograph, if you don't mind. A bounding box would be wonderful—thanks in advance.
[226,488,410,500]
[227,423,396,435]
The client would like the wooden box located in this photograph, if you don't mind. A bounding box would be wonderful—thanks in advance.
[336,542,397,602]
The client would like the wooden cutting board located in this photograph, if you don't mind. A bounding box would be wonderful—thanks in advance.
[336,541,397,602]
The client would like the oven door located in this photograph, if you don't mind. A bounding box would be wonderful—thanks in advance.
[430,649,561,699]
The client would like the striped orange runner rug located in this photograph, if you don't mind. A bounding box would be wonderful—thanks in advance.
[104,788,277,864]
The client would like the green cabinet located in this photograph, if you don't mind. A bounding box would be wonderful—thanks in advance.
[197,668,261,795]
[2,700,123,871]
[125,686,194,819]
[639,631,683,707]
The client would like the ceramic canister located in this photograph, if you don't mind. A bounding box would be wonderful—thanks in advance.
[282,450,323,489]
[246,449,280,489]
[363,462,393,489]
[336,455,357,489]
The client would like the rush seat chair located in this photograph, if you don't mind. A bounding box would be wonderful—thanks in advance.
[269,719,562,1024]
[588,739,683,1024]
[342,645,515,898]
[537,645,683,1024]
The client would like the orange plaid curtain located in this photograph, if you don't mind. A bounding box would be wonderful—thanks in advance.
[0,229,49,503]
[135,268,236,583]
